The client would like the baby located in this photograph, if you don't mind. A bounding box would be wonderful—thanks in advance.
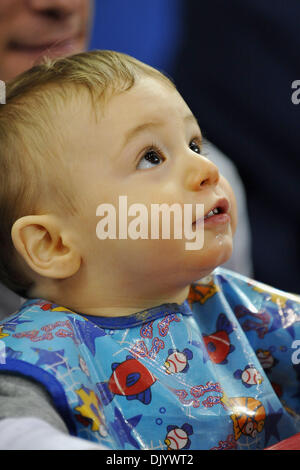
[0,50,299,450]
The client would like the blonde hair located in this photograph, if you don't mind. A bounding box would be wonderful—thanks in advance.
[0,50,175,296]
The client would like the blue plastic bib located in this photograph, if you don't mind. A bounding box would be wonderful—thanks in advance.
[0,268,299,450]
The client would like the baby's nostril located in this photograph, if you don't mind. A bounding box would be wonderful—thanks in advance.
[200,178,209,187]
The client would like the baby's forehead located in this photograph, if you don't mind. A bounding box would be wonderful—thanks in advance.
[93,78,190,127]
[51,77,191,157]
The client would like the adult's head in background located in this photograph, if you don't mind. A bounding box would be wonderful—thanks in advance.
[0,0,93,82]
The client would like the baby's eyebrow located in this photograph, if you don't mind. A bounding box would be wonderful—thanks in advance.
[123,113,201,146]
[184,113,200,127]
[123,121,162,146]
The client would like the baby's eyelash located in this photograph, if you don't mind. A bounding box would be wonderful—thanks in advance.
[146,143,164,156]
[136,143,166,170]
[197,138,209,158]
[140,143,165,160]
[190,136,209,157]
[136,138,210,170]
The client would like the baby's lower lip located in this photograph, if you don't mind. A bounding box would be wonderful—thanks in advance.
[193,213,230,227]
[204,213,231,226]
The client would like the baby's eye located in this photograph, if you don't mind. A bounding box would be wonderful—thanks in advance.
[189,139,202,154]
[136,149,165,170]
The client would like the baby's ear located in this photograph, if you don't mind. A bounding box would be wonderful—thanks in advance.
[11,215,81,279]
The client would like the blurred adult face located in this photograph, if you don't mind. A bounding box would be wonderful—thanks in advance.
[0,0,92,81]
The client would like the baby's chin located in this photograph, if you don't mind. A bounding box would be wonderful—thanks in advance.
[188,236,233,279]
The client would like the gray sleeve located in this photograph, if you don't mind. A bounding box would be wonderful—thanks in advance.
[0,282,22,321]
[0,372,69,434]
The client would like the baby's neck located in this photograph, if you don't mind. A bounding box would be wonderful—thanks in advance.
[30,280,190,318]
[73,289,190,318]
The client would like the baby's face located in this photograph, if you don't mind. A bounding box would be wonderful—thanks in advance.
[63,77,237,290]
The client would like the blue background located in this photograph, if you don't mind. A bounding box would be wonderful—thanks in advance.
[89,0,183,74]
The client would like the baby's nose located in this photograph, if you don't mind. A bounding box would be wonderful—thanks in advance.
[185,157,220,191]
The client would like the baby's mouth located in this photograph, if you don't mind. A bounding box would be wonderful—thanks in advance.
[193,198,230,225]
[204,207,223,220]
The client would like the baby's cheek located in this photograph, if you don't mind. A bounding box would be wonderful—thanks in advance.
[220,176,238,235]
